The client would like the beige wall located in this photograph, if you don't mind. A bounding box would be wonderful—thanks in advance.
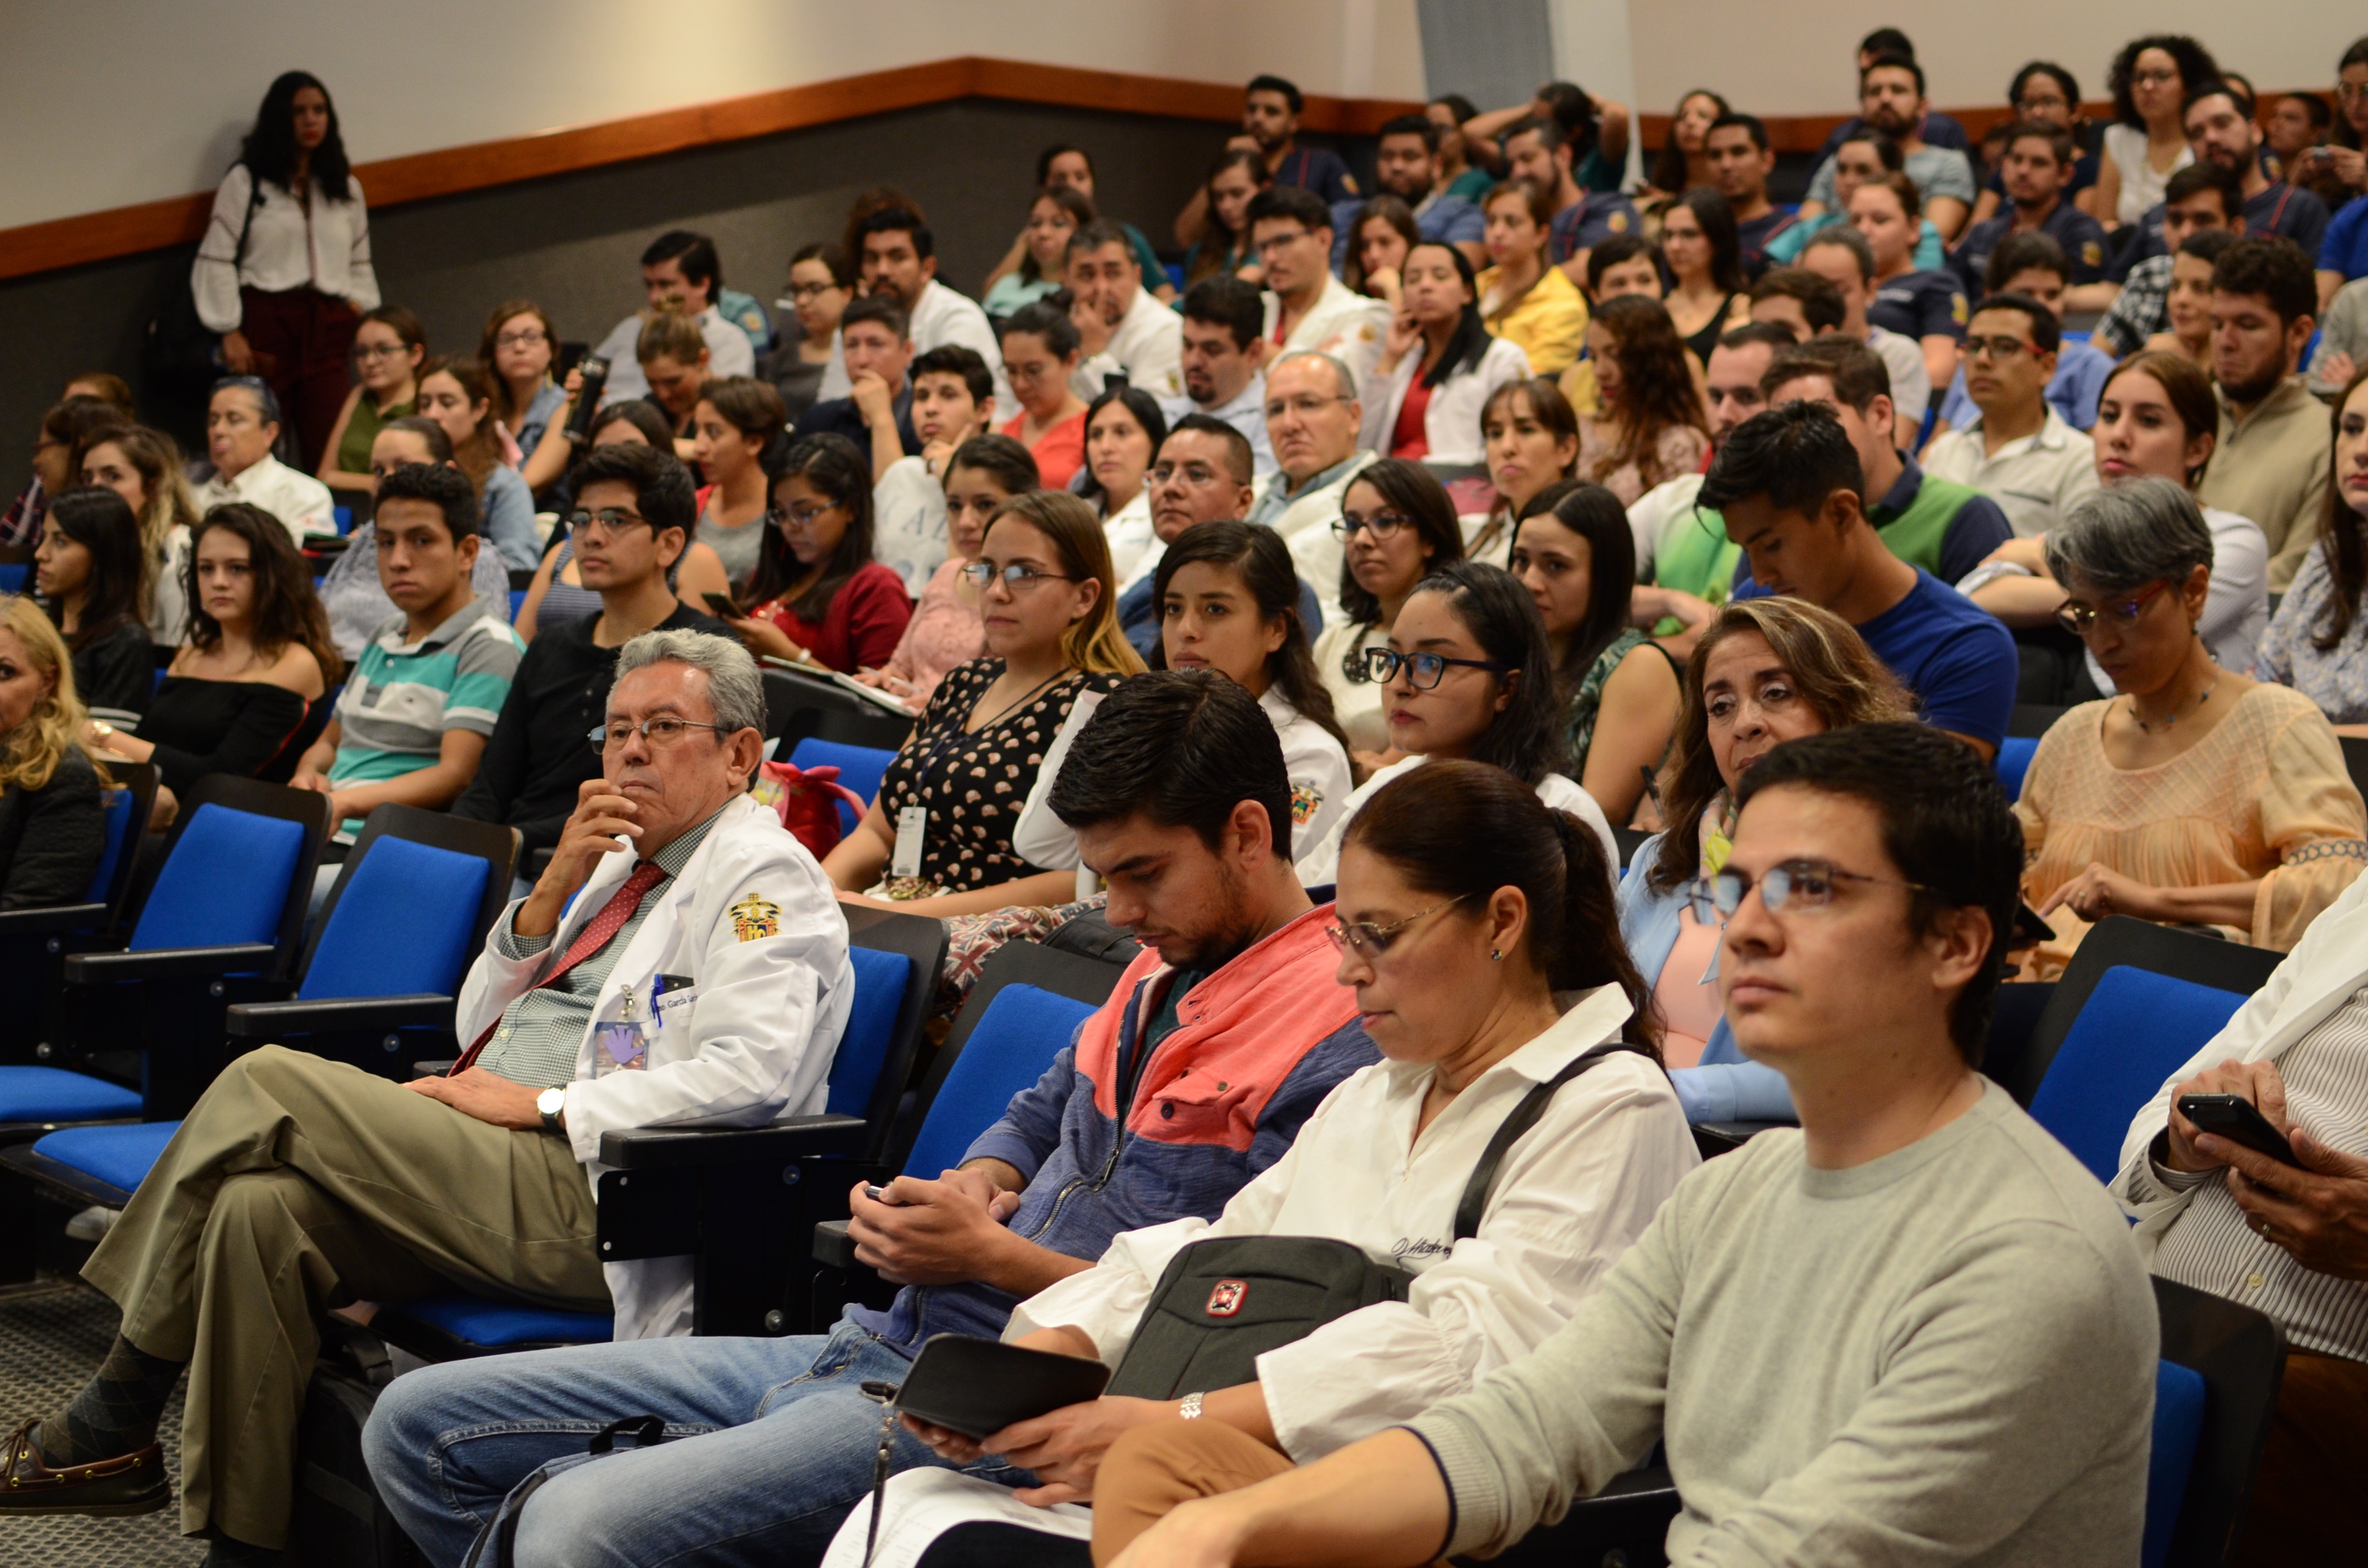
[0,0,1424,230]
[1625,3,2356,118]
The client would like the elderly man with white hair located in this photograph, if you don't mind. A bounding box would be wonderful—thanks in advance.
[3,629,852,1567]
[1246,349,1378,626]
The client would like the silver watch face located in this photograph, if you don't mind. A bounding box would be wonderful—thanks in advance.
[538,1088,564,1116]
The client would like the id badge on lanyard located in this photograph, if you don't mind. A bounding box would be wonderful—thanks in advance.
[892,805,928,879]
[593,977,656,1075]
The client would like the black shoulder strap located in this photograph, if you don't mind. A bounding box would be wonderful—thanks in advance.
[1451,1041,1644,1242]
[233,164,265,272]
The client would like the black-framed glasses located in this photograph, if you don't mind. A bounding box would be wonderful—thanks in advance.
[1331,509,1412,540]
[493,329,549,350]
[1356,647,1511,689]
[771,502,838,529]
[960,561,1075,591]
[354,342,412,361]
[2054,580,2167,638]
[1324,894,1472,960]
[1963,335,2034,361]
[566,507,654,539]
[1681,859,1930,924]
[587,717,730,754]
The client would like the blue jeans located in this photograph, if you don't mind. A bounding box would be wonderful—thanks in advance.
[363,1319,1031,1568]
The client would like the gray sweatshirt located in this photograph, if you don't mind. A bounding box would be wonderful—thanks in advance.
[1408,1081,2158,1565]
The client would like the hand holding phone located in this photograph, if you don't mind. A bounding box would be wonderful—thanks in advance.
[703,592,742,620]
[2176,1093,2302,1167]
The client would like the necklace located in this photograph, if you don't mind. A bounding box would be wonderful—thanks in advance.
[2127,679,2217,734]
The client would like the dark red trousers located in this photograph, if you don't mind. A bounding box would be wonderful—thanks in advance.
[237,285,358,473]
[2232,1347,2368,1565]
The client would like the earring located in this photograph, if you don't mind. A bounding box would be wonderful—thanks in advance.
[1490,949,1502,962]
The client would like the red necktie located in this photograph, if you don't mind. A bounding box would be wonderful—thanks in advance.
[451,860,671,1075]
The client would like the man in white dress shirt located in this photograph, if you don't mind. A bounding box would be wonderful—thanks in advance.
[1155,277,1276,478]
[1920,294,2098,538]
[191,378,335,546]
[591,231,755,402]
[1249,187,1390,386]
[1065,222,1182,403]
[855,206,1010,408]
[1246,351,1376,626]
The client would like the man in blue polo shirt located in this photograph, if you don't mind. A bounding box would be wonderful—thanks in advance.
[1330,115,1484,272]
[1706,400,2015,760]
[1503,115,1640,287]
[1949,121,2109,300]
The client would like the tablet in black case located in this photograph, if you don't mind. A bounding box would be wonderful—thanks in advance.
[893,1334,1112,1441]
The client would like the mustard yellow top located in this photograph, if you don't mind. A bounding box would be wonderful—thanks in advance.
[2016,684,2368,962]
[1478,261,1589,379]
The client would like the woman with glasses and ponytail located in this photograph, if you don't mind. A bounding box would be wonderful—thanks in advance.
[2016,479,2367,971]
[824,490,1143,914]
[1310,460,1465,767]
[722,433,910,674]
[853,756,1693,1568]
[1294,560,1616,887]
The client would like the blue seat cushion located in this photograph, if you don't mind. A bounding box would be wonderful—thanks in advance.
[2030,967,2250,1182]
[0,1066,142,1123]
[826,946,914,1120]
[302,836,491,1000]
[904,984,1098,1180]
[2144,1360,2207,1568]
[132,804,304,952]
[394,1294,614,1347]
[1994,737,2039,803]
[33,1121,182,1196]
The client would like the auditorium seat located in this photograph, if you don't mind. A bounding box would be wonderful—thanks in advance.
[2028,967,2251,1182]
[788,736,896,833]
[0,760,155,1059]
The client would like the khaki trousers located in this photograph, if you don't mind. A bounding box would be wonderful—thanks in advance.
[80,1045,609,1548]
[1090,1421,1296,1566]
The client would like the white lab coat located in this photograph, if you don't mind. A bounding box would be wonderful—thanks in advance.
[1071,285,1184,402]
[1357,336,1531,466]
[192,453,335,548]
[1294,754,1619,890]
[1249,452,1378,630]
[453,793,855,1338]
[909,278,1012,408]
[2115,870,2368,1260]
[1262,274,1393,386]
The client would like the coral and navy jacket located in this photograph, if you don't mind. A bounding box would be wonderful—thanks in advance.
[850,904,1377,1355]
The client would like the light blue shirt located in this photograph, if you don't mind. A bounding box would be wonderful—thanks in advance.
[1156,375,1277,478]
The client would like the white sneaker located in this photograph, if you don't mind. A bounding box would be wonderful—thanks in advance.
[64,1205,120,1241]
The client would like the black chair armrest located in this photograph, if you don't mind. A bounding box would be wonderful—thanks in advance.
[812,1218,858,1270]
[63,943,279,984]
[224,994,456,1037]
[1693,1120,1789,1159]
[0,903,109,938]
[598,1114,869,1170]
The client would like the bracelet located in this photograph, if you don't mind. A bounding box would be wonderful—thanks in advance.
[1178,1392,1205,1421]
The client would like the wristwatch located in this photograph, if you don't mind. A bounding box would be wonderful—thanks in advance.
[537,1086,567,1133]
[1178,1392,1205,1421]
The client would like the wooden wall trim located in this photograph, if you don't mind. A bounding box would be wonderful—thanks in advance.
[0,57,1418,284]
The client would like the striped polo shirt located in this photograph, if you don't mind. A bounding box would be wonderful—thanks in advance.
[328,600,524,820]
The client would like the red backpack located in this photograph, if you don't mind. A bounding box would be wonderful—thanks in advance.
[751,759,868,860]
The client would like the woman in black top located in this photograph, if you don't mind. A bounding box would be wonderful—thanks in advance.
[1657,188,1749,367]
[0,597,107,909]
[35,486,155,726]
[87,502,340,805]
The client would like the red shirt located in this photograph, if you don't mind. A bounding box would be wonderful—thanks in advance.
[1389,377,1433,460]
[1004,409,1089,489]
[752,562,914,674]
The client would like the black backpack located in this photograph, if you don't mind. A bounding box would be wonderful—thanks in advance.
[1106,1041,1642,1400]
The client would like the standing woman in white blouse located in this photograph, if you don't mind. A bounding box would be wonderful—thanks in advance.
[192,72,380,472]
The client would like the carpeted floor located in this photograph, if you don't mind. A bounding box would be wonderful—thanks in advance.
[0,1277,205,1567]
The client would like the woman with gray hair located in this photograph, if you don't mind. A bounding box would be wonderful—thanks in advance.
[2015,476,2368,970]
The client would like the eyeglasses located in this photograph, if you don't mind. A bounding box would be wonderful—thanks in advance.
[1324,894,1472,960]
[1681,858,1929,924]
[1253,228,1314,257]
[771,502,838,529]
[2055,580,2167,637]
[586,716,729,754]
[960,560,1076,591]
[2340,81,2368,102]
[784,281,842,302]
[354,342,412,361]
[1331,509,1412,540]
[1149,460,1226,487]
[566,507,652,539]
[1962,335,2035,361]
[1356,647,1511,689]
[2132,69,2180,88]
[1263,394,1354,421]
[493,329,548,350]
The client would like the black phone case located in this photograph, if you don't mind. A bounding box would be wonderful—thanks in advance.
[893,1334,1110,1441]
[2177,1093,2301,1166]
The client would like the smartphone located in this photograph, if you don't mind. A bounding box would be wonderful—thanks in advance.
[2176,1093,2301,1166]
[862,1182,890,1201]
[562,355,610,442]
[702,592,742,619]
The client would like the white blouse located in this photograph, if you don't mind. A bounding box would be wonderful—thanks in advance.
[1357,335,1533,466]
[1294,753,1618,890]
[1009,985,1695,1457]
[192,165,379,333]
[1100,487,1156,587]
[1310,617,1390,753]
[2102,124,2194,229]
[191,453,336,547]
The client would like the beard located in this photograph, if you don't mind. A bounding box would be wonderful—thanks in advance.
[2219,360,2285,406]
[1141,858,1260,971]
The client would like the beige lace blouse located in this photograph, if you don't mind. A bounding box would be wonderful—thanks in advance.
[2016,684,2368,960]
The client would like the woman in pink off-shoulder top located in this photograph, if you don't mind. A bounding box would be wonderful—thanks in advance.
[859,435,1037,711]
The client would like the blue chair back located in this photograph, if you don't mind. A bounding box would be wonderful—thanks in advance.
[81,785,139,904]
[2028,967,2250,1182]
[788,737,894,835]
[2144,1359,2207,1568]
[509,589,525,623]
[129,804,304,952]
[824,945,915,1120]
[901,983,1096,1180]
[0,565,24,595]
[300,836,496,1000]
[1994,737,2039,803]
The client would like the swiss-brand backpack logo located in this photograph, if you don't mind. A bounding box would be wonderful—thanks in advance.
[1205,1279,1246,1318]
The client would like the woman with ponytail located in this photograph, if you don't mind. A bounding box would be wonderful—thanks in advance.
[869,757,1695,1565]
